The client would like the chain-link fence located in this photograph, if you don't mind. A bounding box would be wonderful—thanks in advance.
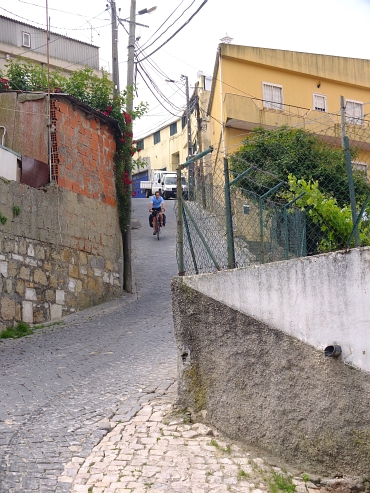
[175,101,370,276]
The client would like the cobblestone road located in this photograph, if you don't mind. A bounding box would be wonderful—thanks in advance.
[0,199,179,493]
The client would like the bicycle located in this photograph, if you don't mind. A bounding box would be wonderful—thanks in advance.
[152,210,162,240]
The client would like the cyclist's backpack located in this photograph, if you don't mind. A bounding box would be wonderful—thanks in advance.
[163,213,166,226]
[149,213,153,227]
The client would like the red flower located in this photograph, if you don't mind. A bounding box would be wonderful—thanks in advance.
[107,105,113,112]
[0,78,9,90]
[124,112,132,124]
[132,191,137,197]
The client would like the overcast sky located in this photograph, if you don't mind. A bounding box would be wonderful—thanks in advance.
[3,0,370,137]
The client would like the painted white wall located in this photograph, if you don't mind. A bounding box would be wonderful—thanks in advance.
[0,146,20,181]
[183,248,370,372]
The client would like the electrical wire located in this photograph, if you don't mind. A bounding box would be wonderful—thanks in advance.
[137,0,186,51]
[134,113,183,138]
[137,0,196,55]
[136,0,208,63]
[15,0,103,20]
[136,64,183,117]
[0,7,109,33]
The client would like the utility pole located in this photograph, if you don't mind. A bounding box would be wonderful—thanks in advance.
[182,75,194,200]
[195,82,206,208]
[121,0,136,294]
[110,0,120,98]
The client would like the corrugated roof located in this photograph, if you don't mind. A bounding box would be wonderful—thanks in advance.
[0,15,99,49]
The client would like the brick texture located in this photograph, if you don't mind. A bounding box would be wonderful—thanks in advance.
[52,98,117,206]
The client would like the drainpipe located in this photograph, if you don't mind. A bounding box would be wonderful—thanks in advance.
[0,126,6,146]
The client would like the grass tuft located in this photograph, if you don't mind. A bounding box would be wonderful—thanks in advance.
[0,322,33,339]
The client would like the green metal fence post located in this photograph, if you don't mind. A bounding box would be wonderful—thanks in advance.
[224,158,236,269]
[283,192,306,260]
[177,167,185,276]
[259,182,285,264]
[340,95,360,247]
[182,206,199,274]
[347,192,370,247]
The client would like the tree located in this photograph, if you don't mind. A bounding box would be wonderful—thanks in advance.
[229,126,370,254]
[230,126,369,207]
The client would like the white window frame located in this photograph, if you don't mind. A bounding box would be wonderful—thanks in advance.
[262,82,284,111]
[345,99,364,125]
[313,93,327,112]
[22,32,31,48]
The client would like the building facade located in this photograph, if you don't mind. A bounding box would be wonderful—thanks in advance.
[207,44,370,169]
[132,76,212,197]
[0,15,101,76]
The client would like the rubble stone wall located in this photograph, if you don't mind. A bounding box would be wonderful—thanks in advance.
[0,180,122,328]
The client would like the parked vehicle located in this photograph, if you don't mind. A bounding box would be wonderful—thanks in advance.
[140,170,188,199]
[140,170,173,198]
[161,173,188,200]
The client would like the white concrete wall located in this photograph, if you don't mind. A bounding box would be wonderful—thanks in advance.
[183,247,370,371]
[0,146,20,181]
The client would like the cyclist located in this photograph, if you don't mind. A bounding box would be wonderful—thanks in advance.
[149,191,165,235]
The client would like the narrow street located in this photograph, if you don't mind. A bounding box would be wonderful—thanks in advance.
[0,199,179,492]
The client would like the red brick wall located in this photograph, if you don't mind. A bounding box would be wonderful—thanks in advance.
[51,98,117,207]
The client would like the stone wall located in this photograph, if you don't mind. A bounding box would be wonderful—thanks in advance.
[0,180,122,328]
[171,249,370,477]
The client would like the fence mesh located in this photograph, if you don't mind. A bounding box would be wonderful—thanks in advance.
[175,103,370,276]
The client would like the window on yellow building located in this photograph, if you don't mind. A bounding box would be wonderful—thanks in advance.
[262,82,283,110]
[153,131,161,145]
[346,100,363,125]
[313,93,327,112]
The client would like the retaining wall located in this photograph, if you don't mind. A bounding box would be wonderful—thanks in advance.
[0,180,122,328]
[171,248,370,476]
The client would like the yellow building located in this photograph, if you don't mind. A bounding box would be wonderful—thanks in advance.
[207,44,370,167]
[132,76,212,193]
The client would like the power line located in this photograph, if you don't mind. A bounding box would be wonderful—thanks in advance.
[134,113,182,138]
[137,0,186,51]
[0,7,109,33]
[137,0,196,55]
[136,0,208,63]
[136,64,183,117]
[15,0,101,20]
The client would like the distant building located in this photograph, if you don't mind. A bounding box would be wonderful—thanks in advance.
[0,15,101,76]
[132,75,212,198]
